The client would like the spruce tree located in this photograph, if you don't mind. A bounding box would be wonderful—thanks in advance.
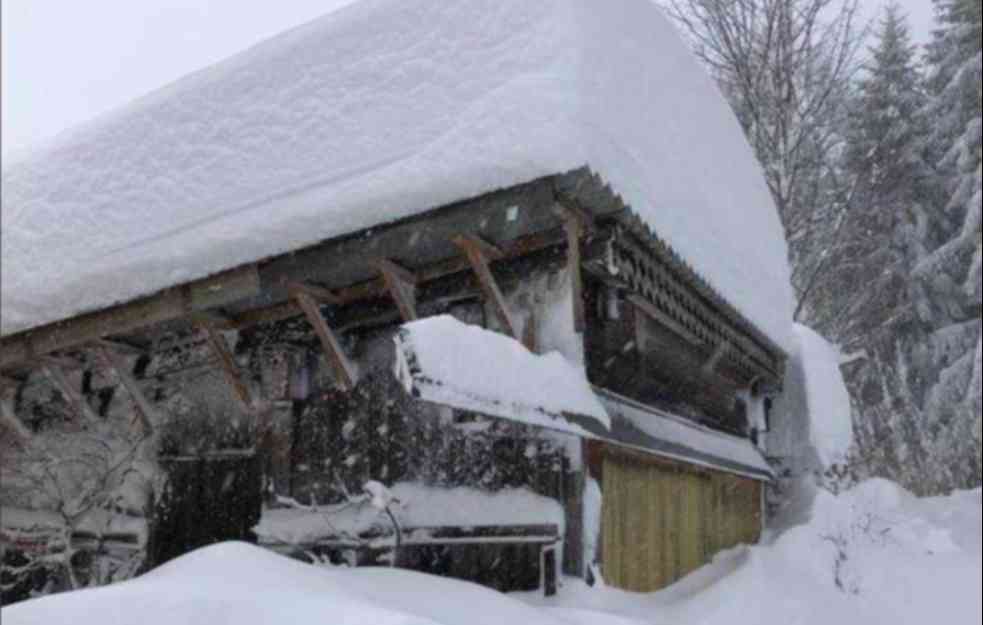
[919,0,982,320]
[814,5,938,345]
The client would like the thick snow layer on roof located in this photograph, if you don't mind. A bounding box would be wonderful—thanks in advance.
[395,316,609,435]
[0,0,794,349]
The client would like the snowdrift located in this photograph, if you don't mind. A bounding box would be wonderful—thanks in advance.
[0,542,632,625]
[1,0,793,351]
[526,480,983,625]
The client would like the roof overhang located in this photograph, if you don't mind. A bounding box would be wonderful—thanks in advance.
[394,317,774,482]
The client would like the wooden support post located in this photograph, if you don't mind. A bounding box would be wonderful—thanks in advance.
[0,395,34,446]
[702,341,730,375]
[563,216,587,334]
[375,259,418,322]
[201,327,255,414]
[293,291,359,391]
[42,361,100,424]
[93,343,157,435]
[452,235,519,340]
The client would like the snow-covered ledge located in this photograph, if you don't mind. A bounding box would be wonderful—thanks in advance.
[394,316,610,438]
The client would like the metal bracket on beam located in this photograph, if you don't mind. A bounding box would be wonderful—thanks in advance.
[292,290,359,392]
[375,259,418,322]
[452,235,518,340]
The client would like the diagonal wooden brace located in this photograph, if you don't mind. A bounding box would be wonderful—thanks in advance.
[293,291,359,391]
[375,259,418,322]
[1,395,34,446]
[42,360,101,425]
[93,343,157,435]
[201,327,255,414]
[453,235,518,340]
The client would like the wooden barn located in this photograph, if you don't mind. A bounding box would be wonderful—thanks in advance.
[1,0,793,598]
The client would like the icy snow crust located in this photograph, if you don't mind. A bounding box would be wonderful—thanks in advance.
[0,0,794,350]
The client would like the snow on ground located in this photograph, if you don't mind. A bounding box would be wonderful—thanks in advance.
[4,480,978,624]
[523,480,983,625]
[1,0,793,351]
[0,542,631,625]
[395,316,609,434]
[254,482,565,545]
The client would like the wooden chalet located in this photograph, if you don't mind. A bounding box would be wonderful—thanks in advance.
[1,168,784,594]
[1,0,793,598]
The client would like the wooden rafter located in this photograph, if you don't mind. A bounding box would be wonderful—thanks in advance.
[293,290,358,391]
[553,196,593,334]
[93,343,157,435]
[564,216,586,333]
[702,341,731,376]
[375,259,418,322]
[42,360,100,424]
[452,235,518,340]
[0,265,260,371]
[553,197,594,233]
[201,327,255,413]
[0,395,33,445]
[287,282,341,305]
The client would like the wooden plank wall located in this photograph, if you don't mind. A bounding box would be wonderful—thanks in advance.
[601,451,762,593]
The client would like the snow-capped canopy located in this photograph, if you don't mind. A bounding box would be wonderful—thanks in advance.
[394,316,610,437]
[0,0,794,350]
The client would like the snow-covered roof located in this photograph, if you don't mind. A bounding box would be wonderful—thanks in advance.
[394,316,610,437]
[0,0,794,351]
[598,389,774,481]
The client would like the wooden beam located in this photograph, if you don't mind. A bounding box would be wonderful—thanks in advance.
[187,311,237,330]
[553,197,594,232]
[702,341,730,375]
[563,215,587,333]
[93,345,157,435]
[201,327,255,414]
[375,259,418,322]
[0,265,260,371]
[0,374,24,392]
[452,234,504,261]
[287,282,342,305]
[453,235,518,339]
[42,361,100,424]
[97,338,149,356]
[0,396,34,446]
[293,292,359,391]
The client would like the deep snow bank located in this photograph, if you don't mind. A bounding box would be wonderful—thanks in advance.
[0,542,635,625]
[524,480,982,625]
[1,0,793,351]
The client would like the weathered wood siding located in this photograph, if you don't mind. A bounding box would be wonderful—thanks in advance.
[601,449,762,593]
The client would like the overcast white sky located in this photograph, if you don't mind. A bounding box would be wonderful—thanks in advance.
[1,0,937,160]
